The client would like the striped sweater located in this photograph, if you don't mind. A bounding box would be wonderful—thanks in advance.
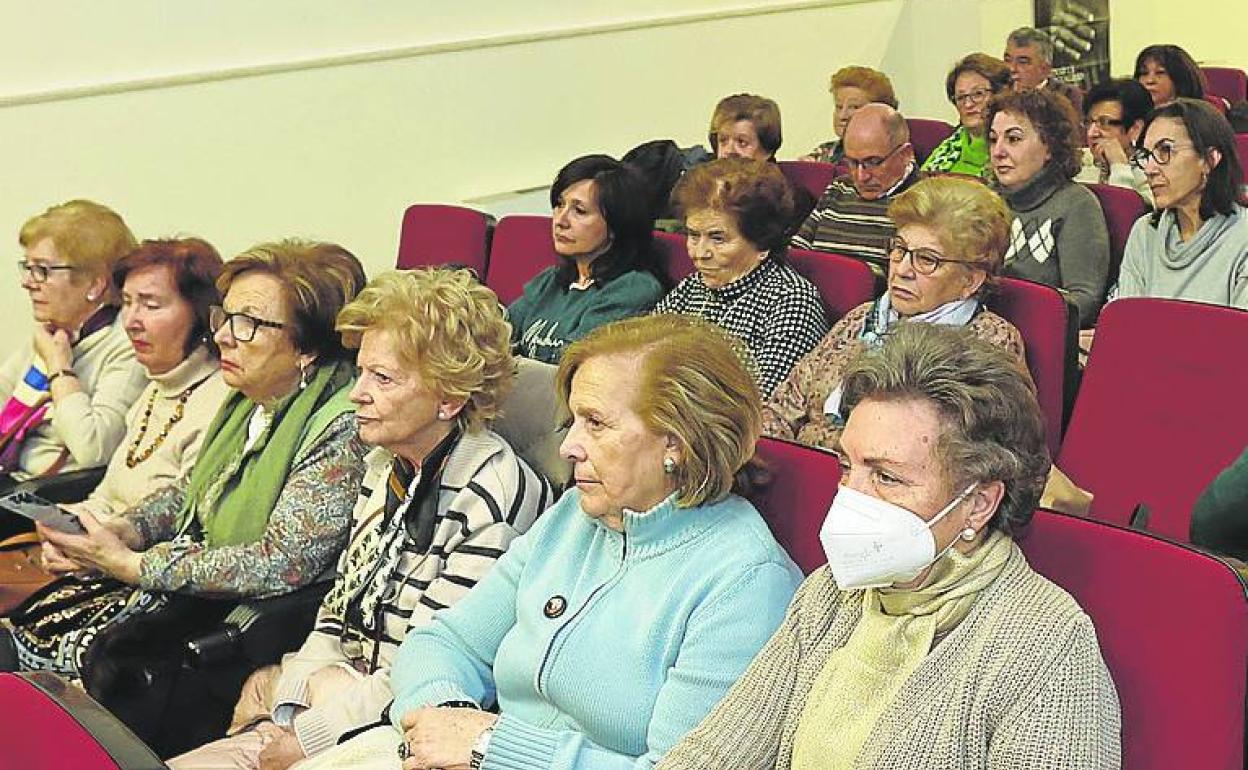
[789,172,917,277]
[270,429,553,757]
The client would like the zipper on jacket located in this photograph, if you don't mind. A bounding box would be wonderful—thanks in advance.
[533,532,628,696]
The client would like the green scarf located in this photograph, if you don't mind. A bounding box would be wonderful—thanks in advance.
[790,530,1013,770]
[178,359,355,548]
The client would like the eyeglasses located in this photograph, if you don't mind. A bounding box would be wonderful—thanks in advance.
[209,306,285,343]
[953,88,992,106]
[1084,116,1125,131]
[1130,141,1196,169]
[17,260,75,283]
[887,237,984,275]
[845,142,908,173]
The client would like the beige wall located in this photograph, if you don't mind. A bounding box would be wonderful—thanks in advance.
[0,0,1240,354]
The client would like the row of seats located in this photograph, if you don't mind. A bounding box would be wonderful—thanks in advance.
[1202,65,1248,104]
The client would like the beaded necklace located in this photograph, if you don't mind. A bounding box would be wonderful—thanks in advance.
[124,376,210,468]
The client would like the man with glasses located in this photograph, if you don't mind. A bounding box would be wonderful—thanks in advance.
[791,104,918,276]
[1004,27,1083,114]
[1075,78,1154,203]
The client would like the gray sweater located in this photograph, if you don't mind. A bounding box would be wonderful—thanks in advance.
[1115,205,1248,309]
[1001,166,1111,328]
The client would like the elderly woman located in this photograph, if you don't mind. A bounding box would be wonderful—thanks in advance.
[508,155,668,364]
[169,268,554,770]
[764,176,1025,449]
[988,88,1111,328]
[0,200,146,491]
[801,66,898,168]
[654,157,829,398]
[709,93,783,161]
[1135,44,1207,106]
[1,240,367,678]
[659,323,1121,770]
[922,53,1012,178]
[1114,98,1247,309]
[296,314,802,770]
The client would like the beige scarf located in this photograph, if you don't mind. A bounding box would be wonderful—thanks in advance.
[790,530,1012,769]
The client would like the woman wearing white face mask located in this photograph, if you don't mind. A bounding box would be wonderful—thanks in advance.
[658,323,1121,770]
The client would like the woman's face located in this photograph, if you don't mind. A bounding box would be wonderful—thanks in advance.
[989,110,1051,190]
[213,271,308,404]
[887,224,986,316]
[1139,117,1211,212]
[837,396,971,582]
[1137,58,1176,106]
[551,179,611,261]
[560,353,677,531]
[350,327,460,463]
[684,208,766,289]
[953,71,993,133]
[833,86,872,137]
[121,264,197,376]
[20,237,102,330]
[715,119,768,160]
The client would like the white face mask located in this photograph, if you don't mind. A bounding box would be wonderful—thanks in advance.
[819,483,978,590]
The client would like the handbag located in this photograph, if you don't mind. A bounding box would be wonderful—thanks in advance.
[0,532,56,616]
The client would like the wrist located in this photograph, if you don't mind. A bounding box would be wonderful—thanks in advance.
[470,725,494,770]
[47,368,77,385]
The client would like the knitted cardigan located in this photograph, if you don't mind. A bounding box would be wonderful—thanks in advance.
[388,489,803,770]
[655,543,1122,770]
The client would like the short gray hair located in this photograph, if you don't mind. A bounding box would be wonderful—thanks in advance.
[840,324,1050,535]
[1007,26,1053,64]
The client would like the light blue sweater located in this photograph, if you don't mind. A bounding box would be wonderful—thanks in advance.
[1116,204,1248,309]
[389,488,802,770]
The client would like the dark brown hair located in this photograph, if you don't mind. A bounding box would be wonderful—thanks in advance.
[671,157,796,254]
[945,53,1011,103]
[114,237,225,357]
[986,88,1083,180]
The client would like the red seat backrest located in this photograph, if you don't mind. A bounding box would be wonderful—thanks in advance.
[1084,183,1151,289]
[396,204,494,275]
[787,247,878,322]
[747,437,841,574]
[1019,510,1248,770]
[654,230,695,285]
[777,160,839,200]
[1202,66,1248,103]
[0,674,124,769]
[984,277,1075,458]
[905,118,955,165]
[1057,298,1248,539]
[485,215,558,304]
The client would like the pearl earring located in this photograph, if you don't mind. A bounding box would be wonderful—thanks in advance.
[960,526,977,542]
[298,361,309,390]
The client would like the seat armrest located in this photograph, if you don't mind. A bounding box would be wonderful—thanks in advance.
[185,581,334,668]
[18,468,107,504]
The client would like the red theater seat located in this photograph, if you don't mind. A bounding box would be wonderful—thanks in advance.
[787,247,878,322]
[1084,183,1151,290]
[654,230,695,285]
[986,277,1077,457]
[1202,66,1248,104]
[905,118,954,165]
[1057,298,1248,540]
[748,437,841,574]
[396,204,494,275]
[1237,134,1248,185]
[484,214,557,304]
[1020,510,1248,770]
[777,160,838,200]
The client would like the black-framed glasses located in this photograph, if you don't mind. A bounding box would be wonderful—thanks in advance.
[887,237,983,275]
[17,260,75,283]
[953,88,992,106]
[209,305,285,342]
[845,142,909,173]
[1130,141,1195,169]
[1084,116,1125,131]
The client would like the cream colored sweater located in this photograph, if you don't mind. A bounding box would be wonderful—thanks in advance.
[70,346,229,519]
[656,543,1122,770]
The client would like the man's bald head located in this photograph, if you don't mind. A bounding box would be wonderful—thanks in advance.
[842,104,914,200]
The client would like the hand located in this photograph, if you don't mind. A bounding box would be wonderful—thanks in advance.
[399,707,498,770]
[32,324,72,372]
[256,723,305,770]
[39,537,82,574]
[1092,137,1129,167]
[37,511,143,584]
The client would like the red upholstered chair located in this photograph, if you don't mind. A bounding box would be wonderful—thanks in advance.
[747,437,841,574]
[484,214,557,304]
[1202,66,1248,104]
[396,204,494,275]
[1019,510,1248,770]
[1057,298,1248,540]
[1204,94,1231,115]
[787,247,878,322]
[654,230,695,286]
[985,277,1077,458]
[777,160,838,200]
[1084,183,1151,290]
[0,672,166,769]
[905,118,955,165]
